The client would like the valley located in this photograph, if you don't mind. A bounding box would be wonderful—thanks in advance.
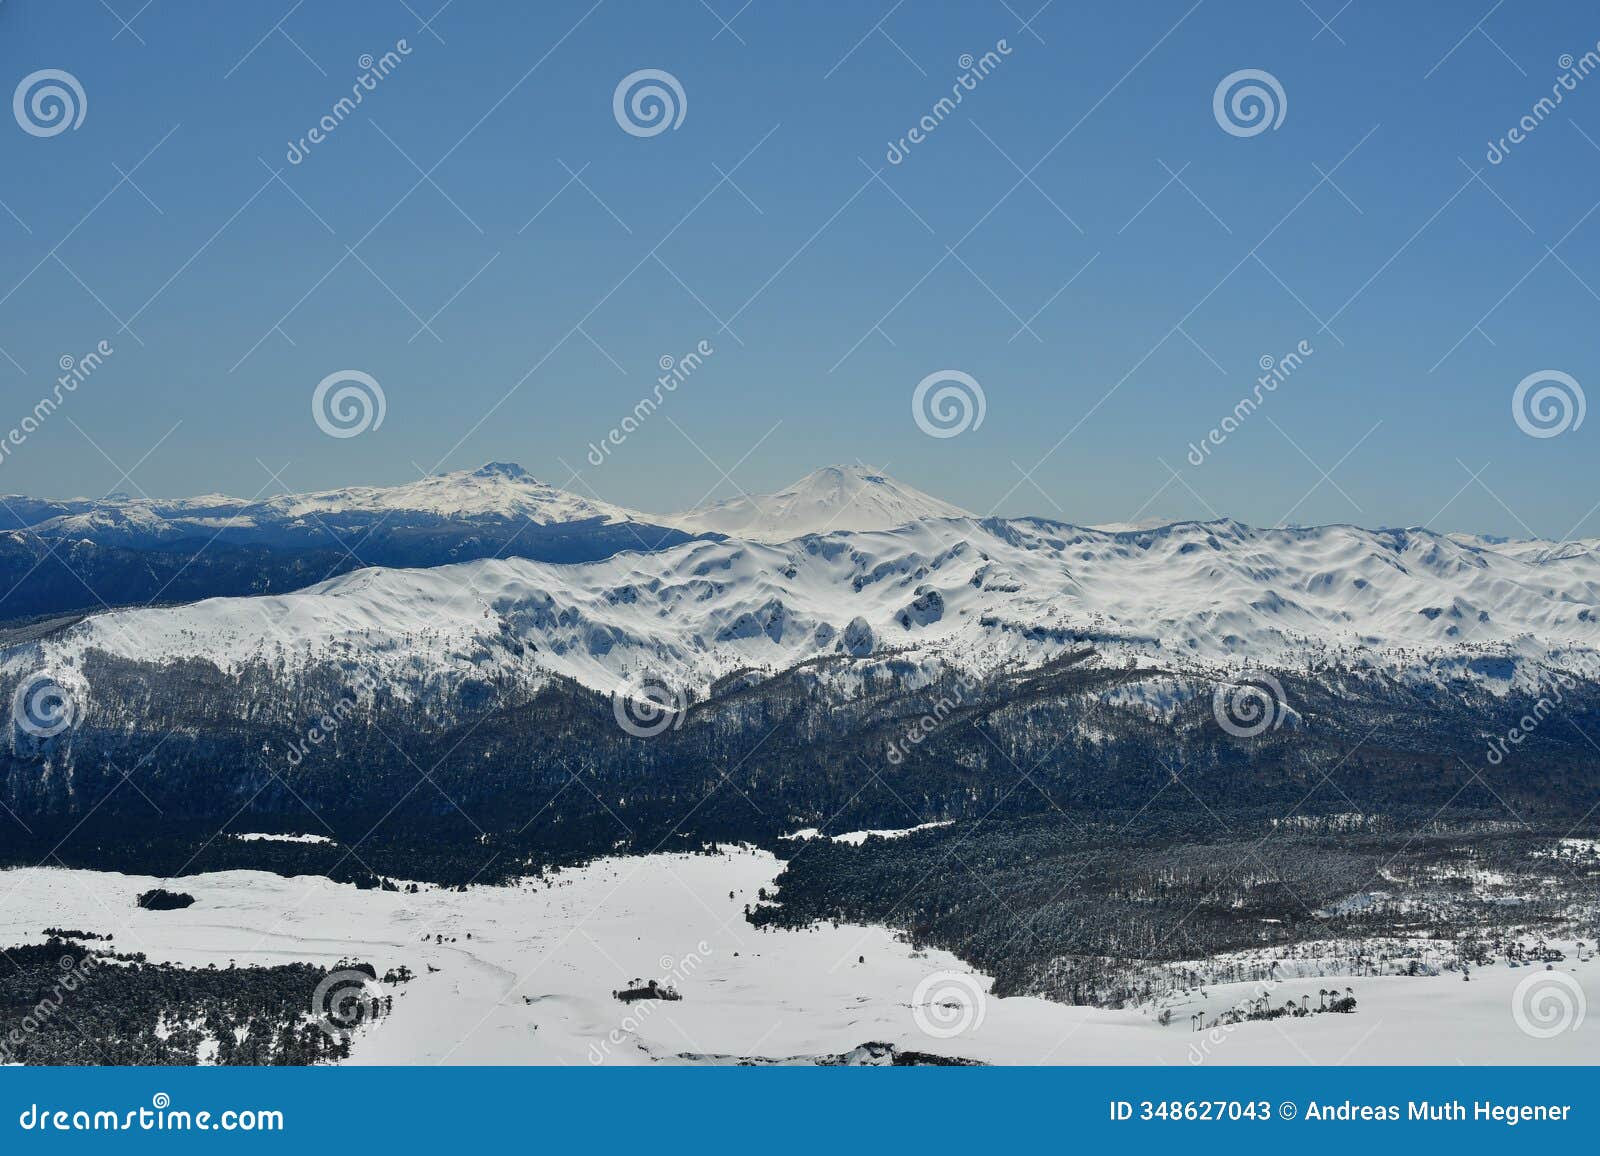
[3,845,1591,1065]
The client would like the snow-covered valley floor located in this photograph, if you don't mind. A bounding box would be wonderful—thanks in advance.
[1,847,1592,1065]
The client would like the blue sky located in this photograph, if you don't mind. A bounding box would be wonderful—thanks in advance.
[1,0,1597,536]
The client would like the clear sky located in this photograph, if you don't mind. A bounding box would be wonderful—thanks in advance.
[1,0,1597,537]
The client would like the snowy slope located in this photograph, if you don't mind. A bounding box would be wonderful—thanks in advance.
[664,465,973,542]
[11,503,1600,706]
[4,852,1592,1065]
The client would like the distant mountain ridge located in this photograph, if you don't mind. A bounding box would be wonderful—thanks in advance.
[15,460,1593,558]
[663,464,973,541]
[0,463,697,621]
[5,462,641,548]
[10,499,1600,714]
[3,463,980,551]
[6,462,1600,700]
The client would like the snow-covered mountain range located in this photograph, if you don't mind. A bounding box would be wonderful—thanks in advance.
[0,463,706,620]
[2,462,977,551]
[7,464,1599,711]
[2,462,641,548]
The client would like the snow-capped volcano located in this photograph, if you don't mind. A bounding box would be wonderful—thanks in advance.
[664,465,973,542]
